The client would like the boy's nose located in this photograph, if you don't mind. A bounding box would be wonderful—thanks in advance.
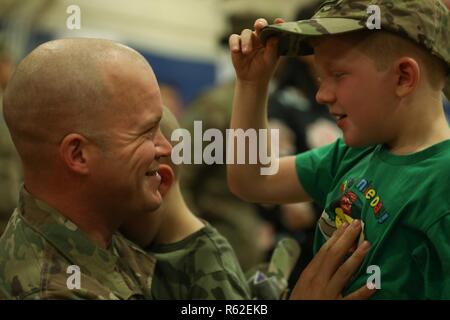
[316,82,336,106]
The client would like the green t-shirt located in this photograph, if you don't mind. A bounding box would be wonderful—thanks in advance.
[147,223,251,300]
[296,138,450,299]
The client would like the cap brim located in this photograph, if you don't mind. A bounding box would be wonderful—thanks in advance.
[260,18,366,56]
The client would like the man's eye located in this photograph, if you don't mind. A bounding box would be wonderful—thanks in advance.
[143,128,156,138]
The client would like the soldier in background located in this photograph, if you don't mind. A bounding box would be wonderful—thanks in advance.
[0,41,21,235]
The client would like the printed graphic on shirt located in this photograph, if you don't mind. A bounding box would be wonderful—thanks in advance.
[318,177,390,243]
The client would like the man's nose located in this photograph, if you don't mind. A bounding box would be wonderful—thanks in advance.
[156,130,172,158]
[315,80,336,106]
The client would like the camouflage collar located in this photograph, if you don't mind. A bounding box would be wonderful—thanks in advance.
[17,187,149,299]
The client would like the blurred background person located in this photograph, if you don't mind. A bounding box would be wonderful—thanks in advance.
[0,39,21,235]
[159,81,185,119]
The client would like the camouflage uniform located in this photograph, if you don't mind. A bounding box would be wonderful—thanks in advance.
[181,82,265,272]
[0,188,156,300]
[147,222,251,300]
[0,96,22,235]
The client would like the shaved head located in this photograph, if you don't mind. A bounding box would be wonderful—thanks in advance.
[3,38,153,170]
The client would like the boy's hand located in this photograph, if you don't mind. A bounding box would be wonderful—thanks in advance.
[290,220,376,300]
[229,18,284,84]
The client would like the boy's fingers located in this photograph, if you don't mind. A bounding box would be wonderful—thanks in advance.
[343,284,376,300]
[240,29,254,54]
[254,18,268,36]
[329,240,371,291]
[274,18,285,24]
[229,34,241,53]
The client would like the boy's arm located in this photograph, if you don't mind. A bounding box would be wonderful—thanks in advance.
[228,18,311,204]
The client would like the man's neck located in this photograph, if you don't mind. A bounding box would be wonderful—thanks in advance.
[154,183,204,245]
[24,180,117,249]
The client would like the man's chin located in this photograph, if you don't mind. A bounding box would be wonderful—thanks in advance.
[145,191,163,212]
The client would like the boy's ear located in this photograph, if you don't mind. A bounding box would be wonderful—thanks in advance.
[158,164,175,197]
[394,57,420,98]
[59,133,91,175]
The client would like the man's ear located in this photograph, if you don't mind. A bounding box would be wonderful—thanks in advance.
[394,57,420,98]
[157,164,175,197]
[59,133,91,175]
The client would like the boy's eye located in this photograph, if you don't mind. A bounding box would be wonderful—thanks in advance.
[333,72,346,78]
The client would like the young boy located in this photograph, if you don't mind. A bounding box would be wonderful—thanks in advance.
[228,0,450,299]
[120,107,252,299]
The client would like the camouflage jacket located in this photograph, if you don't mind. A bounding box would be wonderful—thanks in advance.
[0,188,156,300]
[147,223,251,300]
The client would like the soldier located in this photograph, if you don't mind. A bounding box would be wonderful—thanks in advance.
[0,43,21,235]
[0,38,172,299]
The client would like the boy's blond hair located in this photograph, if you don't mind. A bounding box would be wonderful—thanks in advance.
[356,31,447,92]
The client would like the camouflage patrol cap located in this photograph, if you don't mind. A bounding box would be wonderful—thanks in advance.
[260,0,450,98]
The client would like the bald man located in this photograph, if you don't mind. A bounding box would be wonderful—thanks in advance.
[0,38,171,299]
